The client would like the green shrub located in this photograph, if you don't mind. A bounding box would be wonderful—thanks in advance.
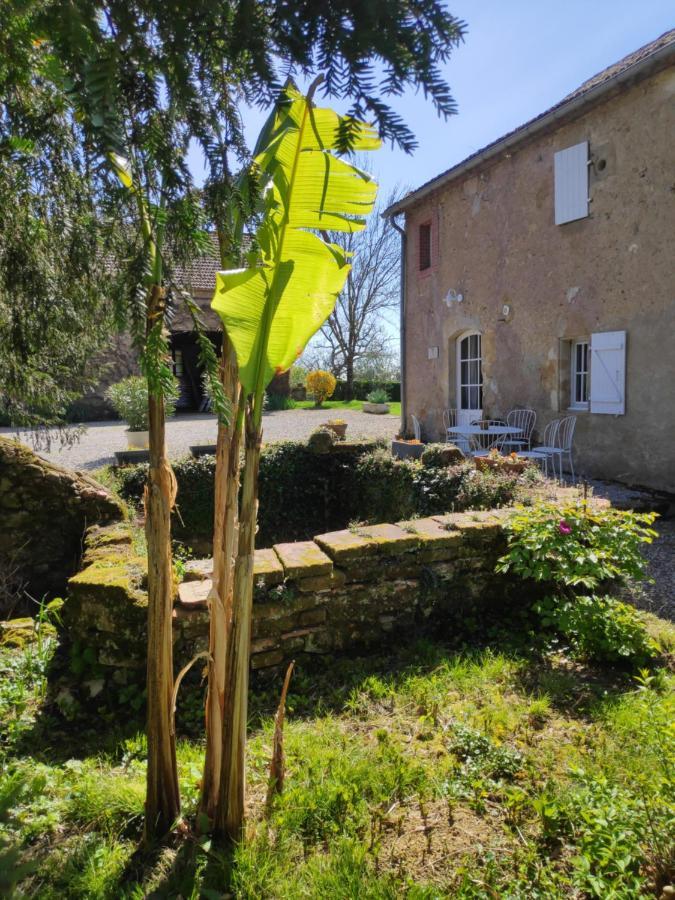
[497,502,659,668]
[365,387,389,404]
[114,443,523,549]
[497,502,658,590]
[535,595,658,666]
[105,376,177,431]
[264,392,296,411]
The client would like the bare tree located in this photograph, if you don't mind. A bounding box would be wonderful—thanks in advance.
[318,189,403,399]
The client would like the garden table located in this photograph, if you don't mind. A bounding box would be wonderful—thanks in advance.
[446,425,523,437]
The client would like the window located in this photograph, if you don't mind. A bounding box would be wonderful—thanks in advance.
[419,222,431,271]
[554,141,589,224]
[458,332,483,411]
[570,340,589,408]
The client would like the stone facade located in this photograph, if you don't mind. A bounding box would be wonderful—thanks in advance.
[0,437,125,606]
[394,40,675,492]
[64,508,523,686]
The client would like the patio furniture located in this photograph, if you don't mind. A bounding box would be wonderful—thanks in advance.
[469,419,510,456]
[518,418,561,478]
[442,408,457,442]
[411,414,422,442]
[553,415,577,483]
[502,408,536,451]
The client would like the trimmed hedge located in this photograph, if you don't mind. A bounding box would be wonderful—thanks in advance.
[332,380,401,402]
[114,442,522,549]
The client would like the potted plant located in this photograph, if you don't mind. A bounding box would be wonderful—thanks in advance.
[106,375,177,449]
[391,435,424,460]
[363,387,390,414]
[323,418,348,440]
[474,449,530,474]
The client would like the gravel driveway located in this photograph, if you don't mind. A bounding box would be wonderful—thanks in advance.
[0,408,399,471]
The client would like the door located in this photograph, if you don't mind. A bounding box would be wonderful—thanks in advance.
[456,332,483,449]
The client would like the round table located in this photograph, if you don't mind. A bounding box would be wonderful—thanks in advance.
[446,425,523,436]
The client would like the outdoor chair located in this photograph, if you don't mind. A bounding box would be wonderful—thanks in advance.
[552,415,577,483]
[469,419,507,457]
[519,418,561,478]
[442,408,457,442]
[502,408,536,451]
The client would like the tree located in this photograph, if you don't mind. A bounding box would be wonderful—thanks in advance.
[15,0,466,844]
[317,191,403,398]
[0,14,122,432]
[210,81,381,840]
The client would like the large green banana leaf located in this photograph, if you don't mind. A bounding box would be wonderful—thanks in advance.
[211,86,380,400]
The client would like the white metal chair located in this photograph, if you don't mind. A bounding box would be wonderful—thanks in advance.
[442,408,457,442]
[519,419,560,478]
[502,408,536,451]
[411,414,422,442]
[553,415,577,483]
[469,419,507,457]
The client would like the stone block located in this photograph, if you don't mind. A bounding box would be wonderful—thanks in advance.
[273,541,333,579]
[252,614,298,639]
[299,607,328,627]
[178,579,211,609]
[254,548,285,586]
[355,523,419,555]
[314,529,378,562]
[294,569,346,593]
[251,648,285,670]
[398,517,465,553]
[341,555,421,584]
[183,558,213,581]
[251,636,281,654]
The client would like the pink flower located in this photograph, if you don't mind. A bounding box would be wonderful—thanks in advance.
[558,520,572,535]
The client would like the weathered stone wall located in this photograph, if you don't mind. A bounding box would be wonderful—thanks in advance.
[402,65,675,492]
[0,438,125,606]
[64,508,516,687]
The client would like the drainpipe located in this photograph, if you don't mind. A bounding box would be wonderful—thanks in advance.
[390,216,406,436]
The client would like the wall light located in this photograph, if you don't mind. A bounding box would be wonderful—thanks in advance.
[443,288,464,307]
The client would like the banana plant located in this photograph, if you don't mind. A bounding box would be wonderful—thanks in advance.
[208,81,380,840]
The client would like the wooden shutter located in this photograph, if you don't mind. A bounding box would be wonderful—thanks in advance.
[590,331,626,415]
[554,141,589,224]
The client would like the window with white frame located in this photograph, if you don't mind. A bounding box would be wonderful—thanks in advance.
[570,340,589,408]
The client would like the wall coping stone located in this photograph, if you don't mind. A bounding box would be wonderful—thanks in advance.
[355,523,420,554]
[254,548,285,585]
[273,540,333,579]
[314,529,378,562]
[397,516,464,550]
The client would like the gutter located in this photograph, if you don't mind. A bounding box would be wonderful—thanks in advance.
[383,38,675,218]
[389,216,407,436]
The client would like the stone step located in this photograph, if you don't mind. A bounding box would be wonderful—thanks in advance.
[177,578,211,609]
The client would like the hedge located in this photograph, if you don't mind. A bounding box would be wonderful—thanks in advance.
[332,380,401,402]
[114,441,521,550]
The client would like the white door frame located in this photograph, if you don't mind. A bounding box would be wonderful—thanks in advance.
[455,330,483,430]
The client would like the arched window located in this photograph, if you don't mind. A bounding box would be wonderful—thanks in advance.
[456,332,483,415]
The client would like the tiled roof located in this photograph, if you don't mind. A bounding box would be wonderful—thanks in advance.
[174,233,221,293]
[385,28,675,216]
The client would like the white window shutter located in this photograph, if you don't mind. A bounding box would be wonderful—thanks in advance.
[590,331,626,415]
[554,141,589,224]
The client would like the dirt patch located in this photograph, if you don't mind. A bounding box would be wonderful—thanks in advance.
[375,798,511,884]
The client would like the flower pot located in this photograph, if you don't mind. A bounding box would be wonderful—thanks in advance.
[474,455,528,475]
[126,429,149,449]
[362,402,391,415]
[324,422,348,440]
[391,439,424,460]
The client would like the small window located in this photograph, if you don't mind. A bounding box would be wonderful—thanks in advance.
[570,340,589,408]
[419,222,431,271]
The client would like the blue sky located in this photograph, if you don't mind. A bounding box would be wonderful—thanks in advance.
[189,1,674,202]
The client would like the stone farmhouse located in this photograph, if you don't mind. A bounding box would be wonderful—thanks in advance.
[385,30,675,492]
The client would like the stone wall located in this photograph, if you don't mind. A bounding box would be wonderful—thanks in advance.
[64,508,516,689]
[0,438,125,608]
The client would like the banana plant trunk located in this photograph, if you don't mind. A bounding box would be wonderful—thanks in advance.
[214,406,261,840]
[144,285,181,841]
[200,338,241,820]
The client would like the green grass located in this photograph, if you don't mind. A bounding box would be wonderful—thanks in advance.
[1,621,674,898]
[293,398,401,416]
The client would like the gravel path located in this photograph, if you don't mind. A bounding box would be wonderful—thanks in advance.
[0,408,399,472]
[626,518,675,622]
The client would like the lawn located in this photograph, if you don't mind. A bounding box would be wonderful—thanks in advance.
[293,398,401,416]
[1,614,673,898]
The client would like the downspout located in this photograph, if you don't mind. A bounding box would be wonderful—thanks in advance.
[390,216,407,436]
